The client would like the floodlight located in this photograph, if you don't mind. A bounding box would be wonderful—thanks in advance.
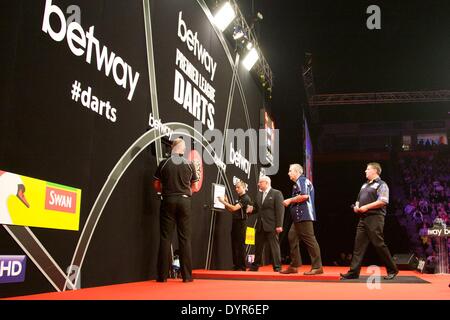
[214,2,236,31]
[242,47,259,71]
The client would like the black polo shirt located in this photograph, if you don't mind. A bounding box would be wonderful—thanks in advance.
[357,177,389,216]
[233,193,252,220]
[154,154,199,197]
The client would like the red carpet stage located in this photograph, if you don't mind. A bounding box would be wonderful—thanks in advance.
[4,266,450,300]
[193,266,340,281]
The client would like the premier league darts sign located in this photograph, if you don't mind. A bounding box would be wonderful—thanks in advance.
[149,0,232,134]
[175,11,217,130]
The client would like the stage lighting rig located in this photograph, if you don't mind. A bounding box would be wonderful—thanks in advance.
[212,0,273,91]
[232,26,245,40]
[210,1,273,97]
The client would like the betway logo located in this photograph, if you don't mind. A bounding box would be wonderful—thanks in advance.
[229,142,251,179]
[41,0,140,101]
[177,11,217,81]
[45,186,77,213]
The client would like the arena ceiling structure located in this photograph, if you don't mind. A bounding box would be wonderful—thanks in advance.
[245,0,450,124]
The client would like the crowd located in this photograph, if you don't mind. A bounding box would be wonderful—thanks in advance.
[395,149,450,273]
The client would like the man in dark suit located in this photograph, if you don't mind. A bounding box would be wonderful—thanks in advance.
[248,175,284,272]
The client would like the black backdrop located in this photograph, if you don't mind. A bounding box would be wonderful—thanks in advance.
[0,0,265,297]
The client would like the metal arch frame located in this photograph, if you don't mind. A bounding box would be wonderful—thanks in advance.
[3,0,267,293]
[4,123,231,292]
[66,122,232,291]
[198,0,262,269]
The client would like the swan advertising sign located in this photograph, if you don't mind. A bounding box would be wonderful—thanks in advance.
[0,170,81,230]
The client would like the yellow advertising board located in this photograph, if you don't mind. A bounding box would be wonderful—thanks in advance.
[0,170,81,231]
[245,227,255,245]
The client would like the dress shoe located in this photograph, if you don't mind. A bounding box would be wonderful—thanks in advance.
[280,267,298,274]
[384,271,398,280]
[304,267,323,275]
[339,272,359,280]
[183,278,194,282]
[156,278,167,282]
[248,266,259,272]
[273,267,281,272]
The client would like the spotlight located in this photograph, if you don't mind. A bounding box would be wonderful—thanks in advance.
[242,47,259,71]
[232,26,244,40]
[214,2,236,31]
[250,11,264,27]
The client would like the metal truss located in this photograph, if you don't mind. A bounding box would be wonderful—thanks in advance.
[301,59,450,107]
[228,0,273,90]
[309,90,450,106]
[302,64,316,100]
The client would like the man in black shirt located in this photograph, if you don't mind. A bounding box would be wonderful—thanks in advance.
[340,162,399,280]
[218,180,253,271]
[153,138,199,282]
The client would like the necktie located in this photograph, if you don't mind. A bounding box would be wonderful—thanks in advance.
[262,191,268,203]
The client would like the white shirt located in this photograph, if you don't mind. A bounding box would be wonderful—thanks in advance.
[262,187,271,203]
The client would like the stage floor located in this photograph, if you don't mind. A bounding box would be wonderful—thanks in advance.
[4,266,450,300]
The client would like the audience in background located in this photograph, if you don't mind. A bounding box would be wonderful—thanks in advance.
[394,149,449,273]
[333,252,352,266]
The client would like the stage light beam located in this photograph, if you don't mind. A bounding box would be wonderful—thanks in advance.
[214,2,236,31]
[242,47,259,71]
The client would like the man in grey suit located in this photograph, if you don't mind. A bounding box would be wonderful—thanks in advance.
[248,176,284,272]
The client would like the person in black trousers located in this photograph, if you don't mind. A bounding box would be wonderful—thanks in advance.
[218,180,253,271]
[248,175,284,272]
[153,138,199,282]
[340,162,399,280]
[280,164,323,275]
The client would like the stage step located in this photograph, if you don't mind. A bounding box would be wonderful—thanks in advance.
[192,269,341,282]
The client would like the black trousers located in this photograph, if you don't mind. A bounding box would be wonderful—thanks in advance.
[348,214,398,275]
[157,196,192,281]
[253,226,281,270]
[288,221,322,269]
[231,219,247,270]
